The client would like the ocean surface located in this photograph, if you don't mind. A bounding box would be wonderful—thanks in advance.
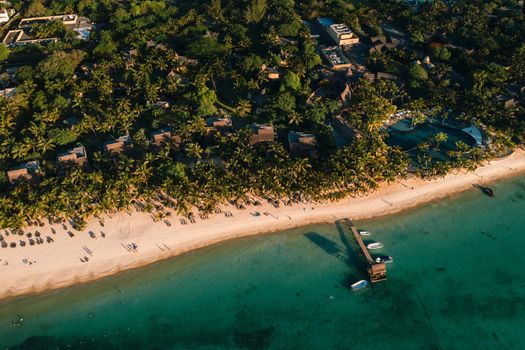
[1,176,525,350]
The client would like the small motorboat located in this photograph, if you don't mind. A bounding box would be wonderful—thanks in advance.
[482,186,494,197]
[367,242,384,250]
[350,279,368,291]
[375,255,393,264]
[359,230,371,236]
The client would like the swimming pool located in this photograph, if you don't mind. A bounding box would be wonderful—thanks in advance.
[386,119,478,161]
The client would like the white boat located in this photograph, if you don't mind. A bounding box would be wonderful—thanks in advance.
[359,230,370,236]
[375,255,393,264]
[367,242,384,250]
[351,279,368,291]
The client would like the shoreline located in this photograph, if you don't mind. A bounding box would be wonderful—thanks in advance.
[1,150,525,301]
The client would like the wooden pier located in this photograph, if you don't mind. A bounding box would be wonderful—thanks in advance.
[344,219,387,283]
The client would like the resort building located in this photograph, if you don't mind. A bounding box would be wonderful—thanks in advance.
[260,64,281,80]
[63,117,79,126]
[2,14,93,47]
[265,68,280,80]
[103,135,134,155]
[325,23,359,46]
[375,72,397,81]
[7,161,40,185]
[504,98,518,109]
[368,37,401,56]
[206,116,233,134]
[331,116,357,144]
[288,131,317,158]
[0,87,15,98]
[339,83,352,105]
[56,146,88,170]
[0,8,9,23]
[249,124,275,145]
[0,3,14,24]
[150,128,182,148]
[321,46,353,70]
[153,100,170,109]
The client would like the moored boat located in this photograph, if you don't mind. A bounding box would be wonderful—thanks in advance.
[367,242,384,250]
[350,279,368,291]
[375,255,393,264]
[482,186,494,197]
[359,230,370,236]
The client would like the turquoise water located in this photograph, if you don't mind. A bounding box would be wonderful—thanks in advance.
[1,177,525,349]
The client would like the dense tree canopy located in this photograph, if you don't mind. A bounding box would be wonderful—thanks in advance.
[0,0,523,228]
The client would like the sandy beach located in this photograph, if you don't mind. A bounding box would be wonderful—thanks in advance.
[1,150,525,301]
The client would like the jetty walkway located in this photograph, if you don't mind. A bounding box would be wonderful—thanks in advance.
[344,219,387,283]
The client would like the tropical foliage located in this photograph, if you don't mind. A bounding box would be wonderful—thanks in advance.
[0,0,523,228]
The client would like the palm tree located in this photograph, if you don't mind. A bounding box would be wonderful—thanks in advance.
[288,112,303,126]
[235,100,252,117]
[433,132,448,150]
[185,143,203,159]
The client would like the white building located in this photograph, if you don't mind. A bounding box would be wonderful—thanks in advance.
[0,87,16,98]
[2,13,93,47]
[326,23,359,46]
[0,8,9,23]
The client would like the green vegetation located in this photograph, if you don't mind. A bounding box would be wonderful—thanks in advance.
[0,0,524,229]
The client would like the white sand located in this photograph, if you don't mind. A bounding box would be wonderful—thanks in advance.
[1,150,525,300]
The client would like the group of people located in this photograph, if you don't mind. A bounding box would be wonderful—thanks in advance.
[22,258,36,266]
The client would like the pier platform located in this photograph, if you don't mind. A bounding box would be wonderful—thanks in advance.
[344,219,387,283]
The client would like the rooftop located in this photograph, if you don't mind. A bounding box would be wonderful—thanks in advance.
[325,23,359,46]
[321,46,352,69]
[206,116,232,128]
[289,132,317,145]
[103,135,133,155]
[57,146,88,169]
[7,161,40,184]
[0,87,16,98]
[151,128,182,147]
[328,23,354,37]
[19,14,76,27]
[249,124,275,145]
[288,131,317,157]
